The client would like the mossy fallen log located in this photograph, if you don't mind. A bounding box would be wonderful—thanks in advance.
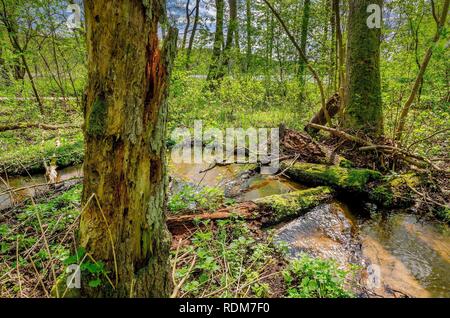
[167,186,334,229]
[282,162,382,192]
[254,186,334,225]
[281,162,422,208]
[368,173,421,208]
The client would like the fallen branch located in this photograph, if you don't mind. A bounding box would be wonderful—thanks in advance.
[166,202,259,228]
[307,123,444,171]
[0,122,80,132]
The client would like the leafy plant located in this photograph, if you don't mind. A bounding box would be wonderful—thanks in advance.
[282,255,355,298]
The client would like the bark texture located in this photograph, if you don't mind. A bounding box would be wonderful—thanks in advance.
[344,0,383,136]
[80,0,177,298]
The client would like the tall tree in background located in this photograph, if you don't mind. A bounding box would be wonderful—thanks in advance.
[207,0,224,84]
[245,0,252,72]
[344,0,383,136]
[181,0,192,49]
[221,0,238,75]
[395,0,449,142]
[298,0,311,85]
[186,0,201,68]
[333,0,346,117]
[80,0,177,297]
[0,0,43,113]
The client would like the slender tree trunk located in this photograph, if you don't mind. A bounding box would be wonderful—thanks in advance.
[298,0,311,84]
[395,0,449,141]
[186,0,200,68]
[80,0,177,297]
[0,46,11,85]
[245,0,251,72]
[344,0,383,136]
[182,0,191,49]
[0,0,43,113]
[207,0,224,84]
[221,0,238,75]
[333,0,346,119]
[329,0,336,94]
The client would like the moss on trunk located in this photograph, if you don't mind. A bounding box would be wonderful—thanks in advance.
[344,0,383,136]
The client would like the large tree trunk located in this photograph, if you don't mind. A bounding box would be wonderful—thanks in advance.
[344,0,383,137]
[80,0,177,298]
[207,0,225,84]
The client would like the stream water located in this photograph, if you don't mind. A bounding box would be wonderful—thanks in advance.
[1,163,449,298]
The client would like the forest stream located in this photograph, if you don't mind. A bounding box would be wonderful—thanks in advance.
[1,163,448,298]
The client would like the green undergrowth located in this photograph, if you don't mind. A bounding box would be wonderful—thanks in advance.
[173,217,356,298]
[283,255,357,298]
[168,184,233,214]
[0,184,82,297]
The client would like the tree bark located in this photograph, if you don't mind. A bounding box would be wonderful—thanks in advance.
[344,0,383,136]
[80,0,177,298]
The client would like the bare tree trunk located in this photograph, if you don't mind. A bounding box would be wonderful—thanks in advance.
[395,0,449,142]
[181,0,191,49]
[245,0,252,72]
[333,0,346,120]
[221,0,238,75]
[186,0,200,68]
[298,0,311,87]
[80,0,177,297]
[207,0,224,85]
[0,46,11,85]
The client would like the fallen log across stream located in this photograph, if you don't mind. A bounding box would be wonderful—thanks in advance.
[280,161,423,208]
[167,186,334,230]
[167,160,447,231]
